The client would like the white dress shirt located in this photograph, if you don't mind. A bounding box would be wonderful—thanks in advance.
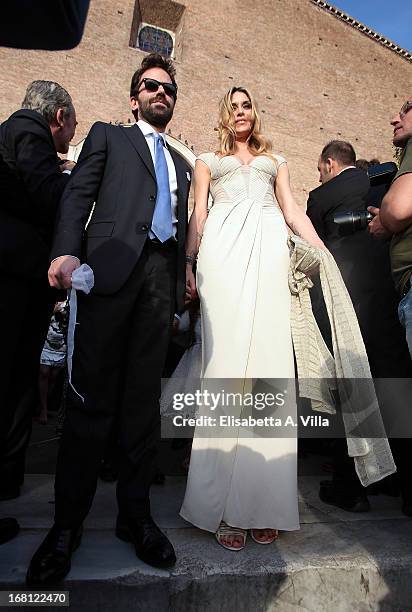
[136,119,178,239]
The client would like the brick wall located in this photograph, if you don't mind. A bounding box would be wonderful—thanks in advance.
[0,0,410,204]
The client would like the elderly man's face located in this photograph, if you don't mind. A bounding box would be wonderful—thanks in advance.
[53,108,77,154]
[391,98,412,147]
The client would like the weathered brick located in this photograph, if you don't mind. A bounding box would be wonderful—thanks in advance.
[0,0,410,204]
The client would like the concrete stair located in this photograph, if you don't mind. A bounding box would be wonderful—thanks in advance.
[1,475,412,611]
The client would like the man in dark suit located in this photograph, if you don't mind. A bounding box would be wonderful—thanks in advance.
[0,80,76,504]
[27,53,191,584]
[307,140,412,513]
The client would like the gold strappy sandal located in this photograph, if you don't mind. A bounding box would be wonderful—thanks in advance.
[250,529,278,545]
[215,521,247,551]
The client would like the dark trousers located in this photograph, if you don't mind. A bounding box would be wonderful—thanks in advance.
[332,438,364,496]
[332,437,412,497]
[0,273,55,489]
[54,240,177,528]
[331,375,412,498]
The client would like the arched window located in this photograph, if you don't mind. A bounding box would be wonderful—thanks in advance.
[138,25,174,57]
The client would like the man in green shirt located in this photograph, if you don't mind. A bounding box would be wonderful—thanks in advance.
[367,97,412,518]
[368,96,412,358]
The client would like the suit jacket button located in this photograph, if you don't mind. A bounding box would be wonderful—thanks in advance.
[141,224,148,231]
[149,195,155,201]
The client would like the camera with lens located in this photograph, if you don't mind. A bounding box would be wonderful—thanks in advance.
[333,162,398,233]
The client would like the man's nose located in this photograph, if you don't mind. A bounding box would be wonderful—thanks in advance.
[390,114,400,125]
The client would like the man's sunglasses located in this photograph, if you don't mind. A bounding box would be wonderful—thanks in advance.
[137,78,177,99]
[399,100,412,119]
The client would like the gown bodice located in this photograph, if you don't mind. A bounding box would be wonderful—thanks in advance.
[197,152,287,210]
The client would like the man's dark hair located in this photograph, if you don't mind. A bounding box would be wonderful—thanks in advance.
[320,140,356,166]
[130,53,177,98]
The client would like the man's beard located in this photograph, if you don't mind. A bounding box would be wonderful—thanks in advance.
[139,96,174,128]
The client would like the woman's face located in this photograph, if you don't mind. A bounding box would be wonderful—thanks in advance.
[231,91,253,137]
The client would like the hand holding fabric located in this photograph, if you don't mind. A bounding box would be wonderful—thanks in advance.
[48,255,80,289]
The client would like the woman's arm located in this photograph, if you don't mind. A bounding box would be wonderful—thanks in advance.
[185,159,210,299]
[275,163,325,250]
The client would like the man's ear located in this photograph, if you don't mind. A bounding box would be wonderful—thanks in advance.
[326,158,334,174]
[130,96,139,114]
[55,108,65,128]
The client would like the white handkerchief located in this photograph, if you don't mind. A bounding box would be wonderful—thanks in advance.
[67,264,95,401]
[71,263,94,293]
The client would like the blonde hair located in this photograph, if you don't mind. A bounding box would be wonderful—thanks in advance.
[217,87,273,157]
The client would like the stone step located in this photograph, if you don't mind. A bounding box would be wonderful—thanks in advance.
[1,475,411,611]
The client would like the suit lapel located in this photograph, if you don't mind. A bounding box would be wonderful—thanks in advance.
[121,127,189,239]
[169,147,189,244]
[121,124,156,180]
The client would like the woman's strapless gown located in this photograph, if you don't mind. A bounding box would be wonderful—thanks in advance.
[180,152,300,532]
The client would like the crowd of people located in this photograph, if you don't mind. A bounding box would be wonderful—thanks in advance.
[0,51,411,585]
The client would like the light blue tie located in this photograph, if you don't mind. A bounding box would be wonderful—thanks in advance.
[151,133,173,242]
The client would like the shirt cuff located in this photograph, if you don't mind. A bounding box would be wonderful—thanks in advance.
[51,255,80,264]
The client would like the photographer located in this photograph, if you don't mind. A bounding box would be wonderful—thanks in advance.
[368,96,412,358]
[307,140,412,516]
[0,81,77,515]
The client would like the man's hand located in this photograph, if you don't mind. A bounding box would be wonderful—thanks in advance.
[367,206,393,240]
[48,255,80,289]
[59,160,76,173]
[185,267,197,303]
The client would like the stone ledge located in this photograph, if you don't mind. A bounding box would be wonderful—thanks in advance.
[1,474,412,611]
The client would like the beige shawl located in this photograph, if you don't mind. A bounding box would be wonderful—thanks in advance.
[288,234,396,487]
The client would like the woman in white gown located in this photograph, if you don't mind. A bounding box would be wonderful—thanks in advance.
[181,87,325,550]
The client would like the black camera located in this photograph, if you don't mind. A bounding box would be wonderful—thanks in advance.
[333,209,373,232]
[333,162,398,233]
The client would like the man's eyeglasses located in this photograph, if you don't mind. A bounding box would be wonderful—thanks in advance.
[399,100,412,119]
[137,78,177,99]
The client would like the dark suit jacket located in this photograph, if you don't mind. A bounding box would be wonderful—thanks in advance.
[307,167,411,377]
[51,122,191,312]
[0,109,69,279]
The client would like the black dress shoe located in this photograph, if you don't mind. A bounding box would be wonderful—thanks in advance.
[26,524,82,586]
[319,483,370,512]
[0,518,20,544]
[116,515,176,569]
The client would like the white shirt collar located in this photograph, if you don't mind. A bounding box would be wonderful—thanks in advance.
[137,119,167,146]
[336,165,356,176]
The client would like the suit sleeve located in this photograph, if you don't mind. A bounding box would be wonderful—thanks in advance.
[51,121,108,260]
[306,192,332,349]
[306,192,327,242]
[6,114,69,216]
